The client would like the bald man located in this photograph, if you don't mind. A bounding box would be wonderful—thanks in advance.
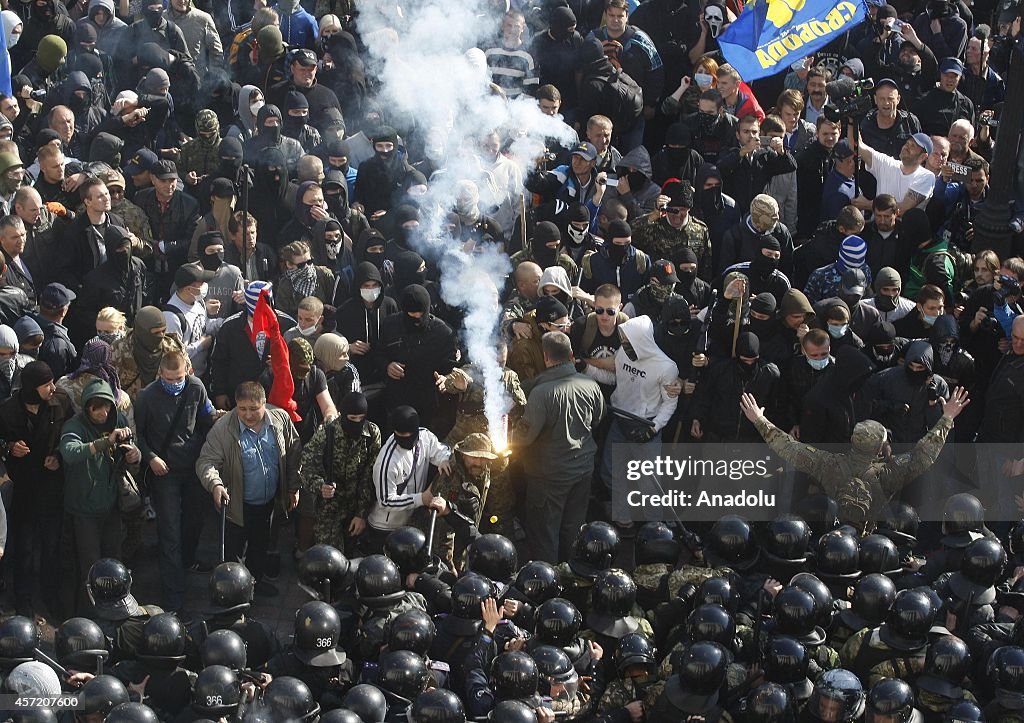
[504,261,542,340]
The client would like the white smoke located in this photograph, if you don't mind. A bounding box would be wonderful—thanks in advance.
[357,0,577,448]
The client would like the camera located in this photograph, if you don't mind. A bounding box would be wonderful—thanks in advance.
[831,78,876,120]
[993,273,1022,303]
[29,89,47,101]
[979,315,1003,335]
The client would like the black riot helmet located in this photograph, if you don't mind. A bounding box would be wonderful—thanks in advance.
[806,669,865,722]
[384,527,429,576]
[87,558,139,620]
[815,530,861,581]
[138,613,187,664]
[55,617,108,670]
[987,646,1024,702]
[531,644,577,700]
[490,651,539,701]
[952,538,1006,599]
[942,494,986,542]
[686,604,736,648]
[192,665,241,716]
[877,503,920,548]
[386,609,436,656]
[772,587,824,645]
[534,598,583,647]
[297,544,351,601]
[588,569,639,637]
[635,522,681,565]
[80,675,130,716]
[294,601,347,667]
[918,635,971,697]
[942,701,984,723]
[319,710,363,723]
[0,616,39,666]
[410,688,466,723]
[356,554,405,608]
[263,676,320,722]
[200,629,247,670]
[762,516,811,564]
[763,635,810,685]
[452,573,497,620]
[840,573,896,632]
[865,678,915,723]
[467,534,519,583]
[104,703,159,722]
[513,561,562,605]
[569,521,620,579]
[208,562,255,616]
[706,515,758,570]
[696,576,740,613]
[342,684,388,723]
[673,641,728,694]
[376,650,432,701]
[879,589,935,651]
[614,633,657,677]
[789,573,835,629]
[489,700,539,723]
[744,682,795,723]
[859,534,902,576]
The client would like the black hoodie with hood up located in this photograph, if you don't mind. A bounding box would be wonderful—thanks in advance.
[861,339,949,444]
[335,261,399,385]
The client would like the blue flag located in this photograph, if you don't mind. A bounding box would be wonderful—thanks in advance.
[719,0,867,82]
[0,16,9,97]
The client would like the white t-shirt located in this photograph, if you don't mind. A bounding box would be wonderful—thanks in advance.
[867,149,934,206]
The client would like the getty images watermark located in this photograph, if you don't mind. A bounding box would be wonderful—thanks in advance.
[625,456,776,509]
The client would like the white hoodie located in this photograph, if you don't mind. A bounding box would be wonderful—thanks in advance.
[610,315,679,432]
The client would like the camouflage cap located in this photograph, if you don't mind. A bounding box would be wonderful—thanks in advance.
[455,433,498,460]
[196,109,220,135]
[851,420,887,453]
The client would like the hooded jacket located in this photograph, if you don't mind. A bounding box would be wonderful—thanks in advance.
[609,145,660,215]
[14,0,74,72]
[610,315,679,432]
[86,0,127,55]
[538,265,581,319]
[244,103,303,173]
[335,261,398,384]
[227,84,261,141]
[929,314,975,392]
[861,340,949,444]
[62,70,106,139]
[800,346,875,445]
[165,0,222,75]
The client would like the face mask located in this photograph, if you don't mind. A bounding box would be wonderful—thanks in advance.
[694,72,713,89]
[704,6,724,37]
[627,171,649,190]
[751,253,779,277]
[360,287,381,303]
[678,269,696,285]
[250,100,264,116]
[873,345,895,363]
[606,243,627,265]
[298,324,318,337]
[807,356,830,370]
[699,186,722,216]
[377,148,395,162]
[96,330,124,345]
[648,282,673,301]
[905,367,929,384]
[341,417,365,437]
[364,250,384,269]
[201,251,224,271]
[937,338,956,366]
[8,32,20,48]
[828,323,848,339]
[403,313,425,332]
[395,432,417,450]
[144,6,163,27]
[262,124,282,145]
[566,225,587,245]
[875,293,898,312]
[697,113,716,133]
[922,314,938,326]
[325,238,342,260]
[0,357,15,383]
[160,378,187,396]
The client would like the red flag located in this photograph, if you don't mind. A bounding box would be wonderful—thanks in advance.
[251,289,301,422]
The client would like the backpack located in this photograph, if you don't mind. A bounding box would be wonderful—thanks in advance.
[603,67,644,129]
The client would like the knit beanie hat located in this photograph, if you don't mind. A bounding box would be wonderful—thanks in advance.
[400,284,431,314]
[0,324,18,352]
[578,36,605,64]
[257,25,284,61]
[76,19,97,44]
[245,280,273,316]
[195,109,220,135]
[838,235,867,271]
[567,204,590,224]
[13,316,42,344]
[874,267,902,292]
[19,361,54,404]
[533,221,561,244]
[750,194,780,232]
[340,391,368,417]
[140,67,170,94]
[390,405,420,434]
[750,292,777,315]
[737,332,759,357]
[759,235,781,253]
[36,35,68,72]
[606,219,631,240]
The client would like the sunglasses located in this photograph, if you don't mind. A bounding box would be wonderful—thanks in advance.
[594,307,617,316]
[665,207,686,214]
[295,259,312,268]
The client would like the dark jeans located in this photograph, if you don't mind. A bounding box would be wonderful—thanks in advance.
[150,471,207,610]
[9,492,63,615]
[71,508,122,617]
[524,472,592,564]
[225,500,275,581]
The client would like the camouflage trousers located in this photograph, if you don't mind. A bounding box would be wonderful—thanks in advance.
[312,496,362,557]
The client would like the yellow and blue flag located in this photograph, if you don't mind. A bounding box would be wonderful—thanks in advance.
[719,0,867,81]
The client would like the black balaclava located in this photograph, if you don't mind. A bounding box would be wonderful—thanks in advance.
[694,164,724,218]
[736,332,760,375]
[750,236,781,279]
[531,221,561,267]
[32,0,55,22]
[257,104,284,146]
[339,391,368,438]
[89,132,123,168]
[255,148,288,199]
[548,6,577,40]
[390,405,420,449]
[19,361,54,406]
[605,219,631,266]
[65,71,91,116]
[394,252,427,291]
[198,231,226,271]
[143,3,164,28]
[355,229,386,270]
[104,226,132,275]
[904,340,933,385]
[283,90,309,138]
[323,169,349,220]
[326,139,350,174]
[400,284,431,333]
[218,136,244,181]
[372,126,399,164]
[674,247,699,286]
[295,180,322,228]
[748,293,777,339]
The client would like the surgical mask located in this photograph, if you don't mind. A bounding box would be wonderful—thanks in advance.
[922,314,938,326]
[250,100,264,116]
[807,356,830,370]
[694,72,713,89]
[360,287,381,303]
[298,324,317,337]
[566,225,587,245]
[828,323,848,338]
[96,330,124,345]
[8,32,20,48]
[160,378,187,396]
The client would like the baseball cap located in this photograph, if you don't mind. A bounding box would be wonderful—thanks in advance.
[174,263,215,289]
[652,259,681,285]
[291,48,318,67]
[41,282,76,307]
[840,267,868,297]
[910,132,933,155]
[833,139,855,160]
[874,77,899,91]
[570,142,598,163]
[939,57,964,75]
[125,148,159,176]
[151,159,178,180]
[103,169,126,189]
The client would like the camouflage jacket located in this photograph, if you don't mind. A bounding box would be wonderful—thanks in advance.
[630,214,712,281]
[557,562,599,615]
[501,290,533,339]
[111,332,189,400]
[753,414,954,529]
[839,627,927,687]
[597,678,665,717]
[431,457,486,526]
[179,137,222,177]
[299,418,381,519]
[633,562,732,614]
[355,592,428,662]
[440,365,527,446]
[112,198,155,249]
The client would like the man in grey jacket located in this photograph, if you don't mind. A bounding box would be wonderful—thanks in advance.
[514,331,605,564]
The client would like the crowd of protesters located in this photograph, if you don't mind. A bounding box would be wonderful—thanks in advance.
[0,0,1016,719]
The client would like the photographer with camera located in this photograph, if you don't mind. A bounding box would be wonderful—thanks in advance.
[911,0,969,61]
[960,257,1024,386]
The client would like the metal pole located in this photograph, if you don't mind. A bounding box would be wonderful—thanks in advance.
[426,509,438,558]
[220,499,229,564]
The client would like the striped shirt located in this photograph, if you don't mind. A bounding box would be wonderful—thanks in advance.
[485,45,539,98]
